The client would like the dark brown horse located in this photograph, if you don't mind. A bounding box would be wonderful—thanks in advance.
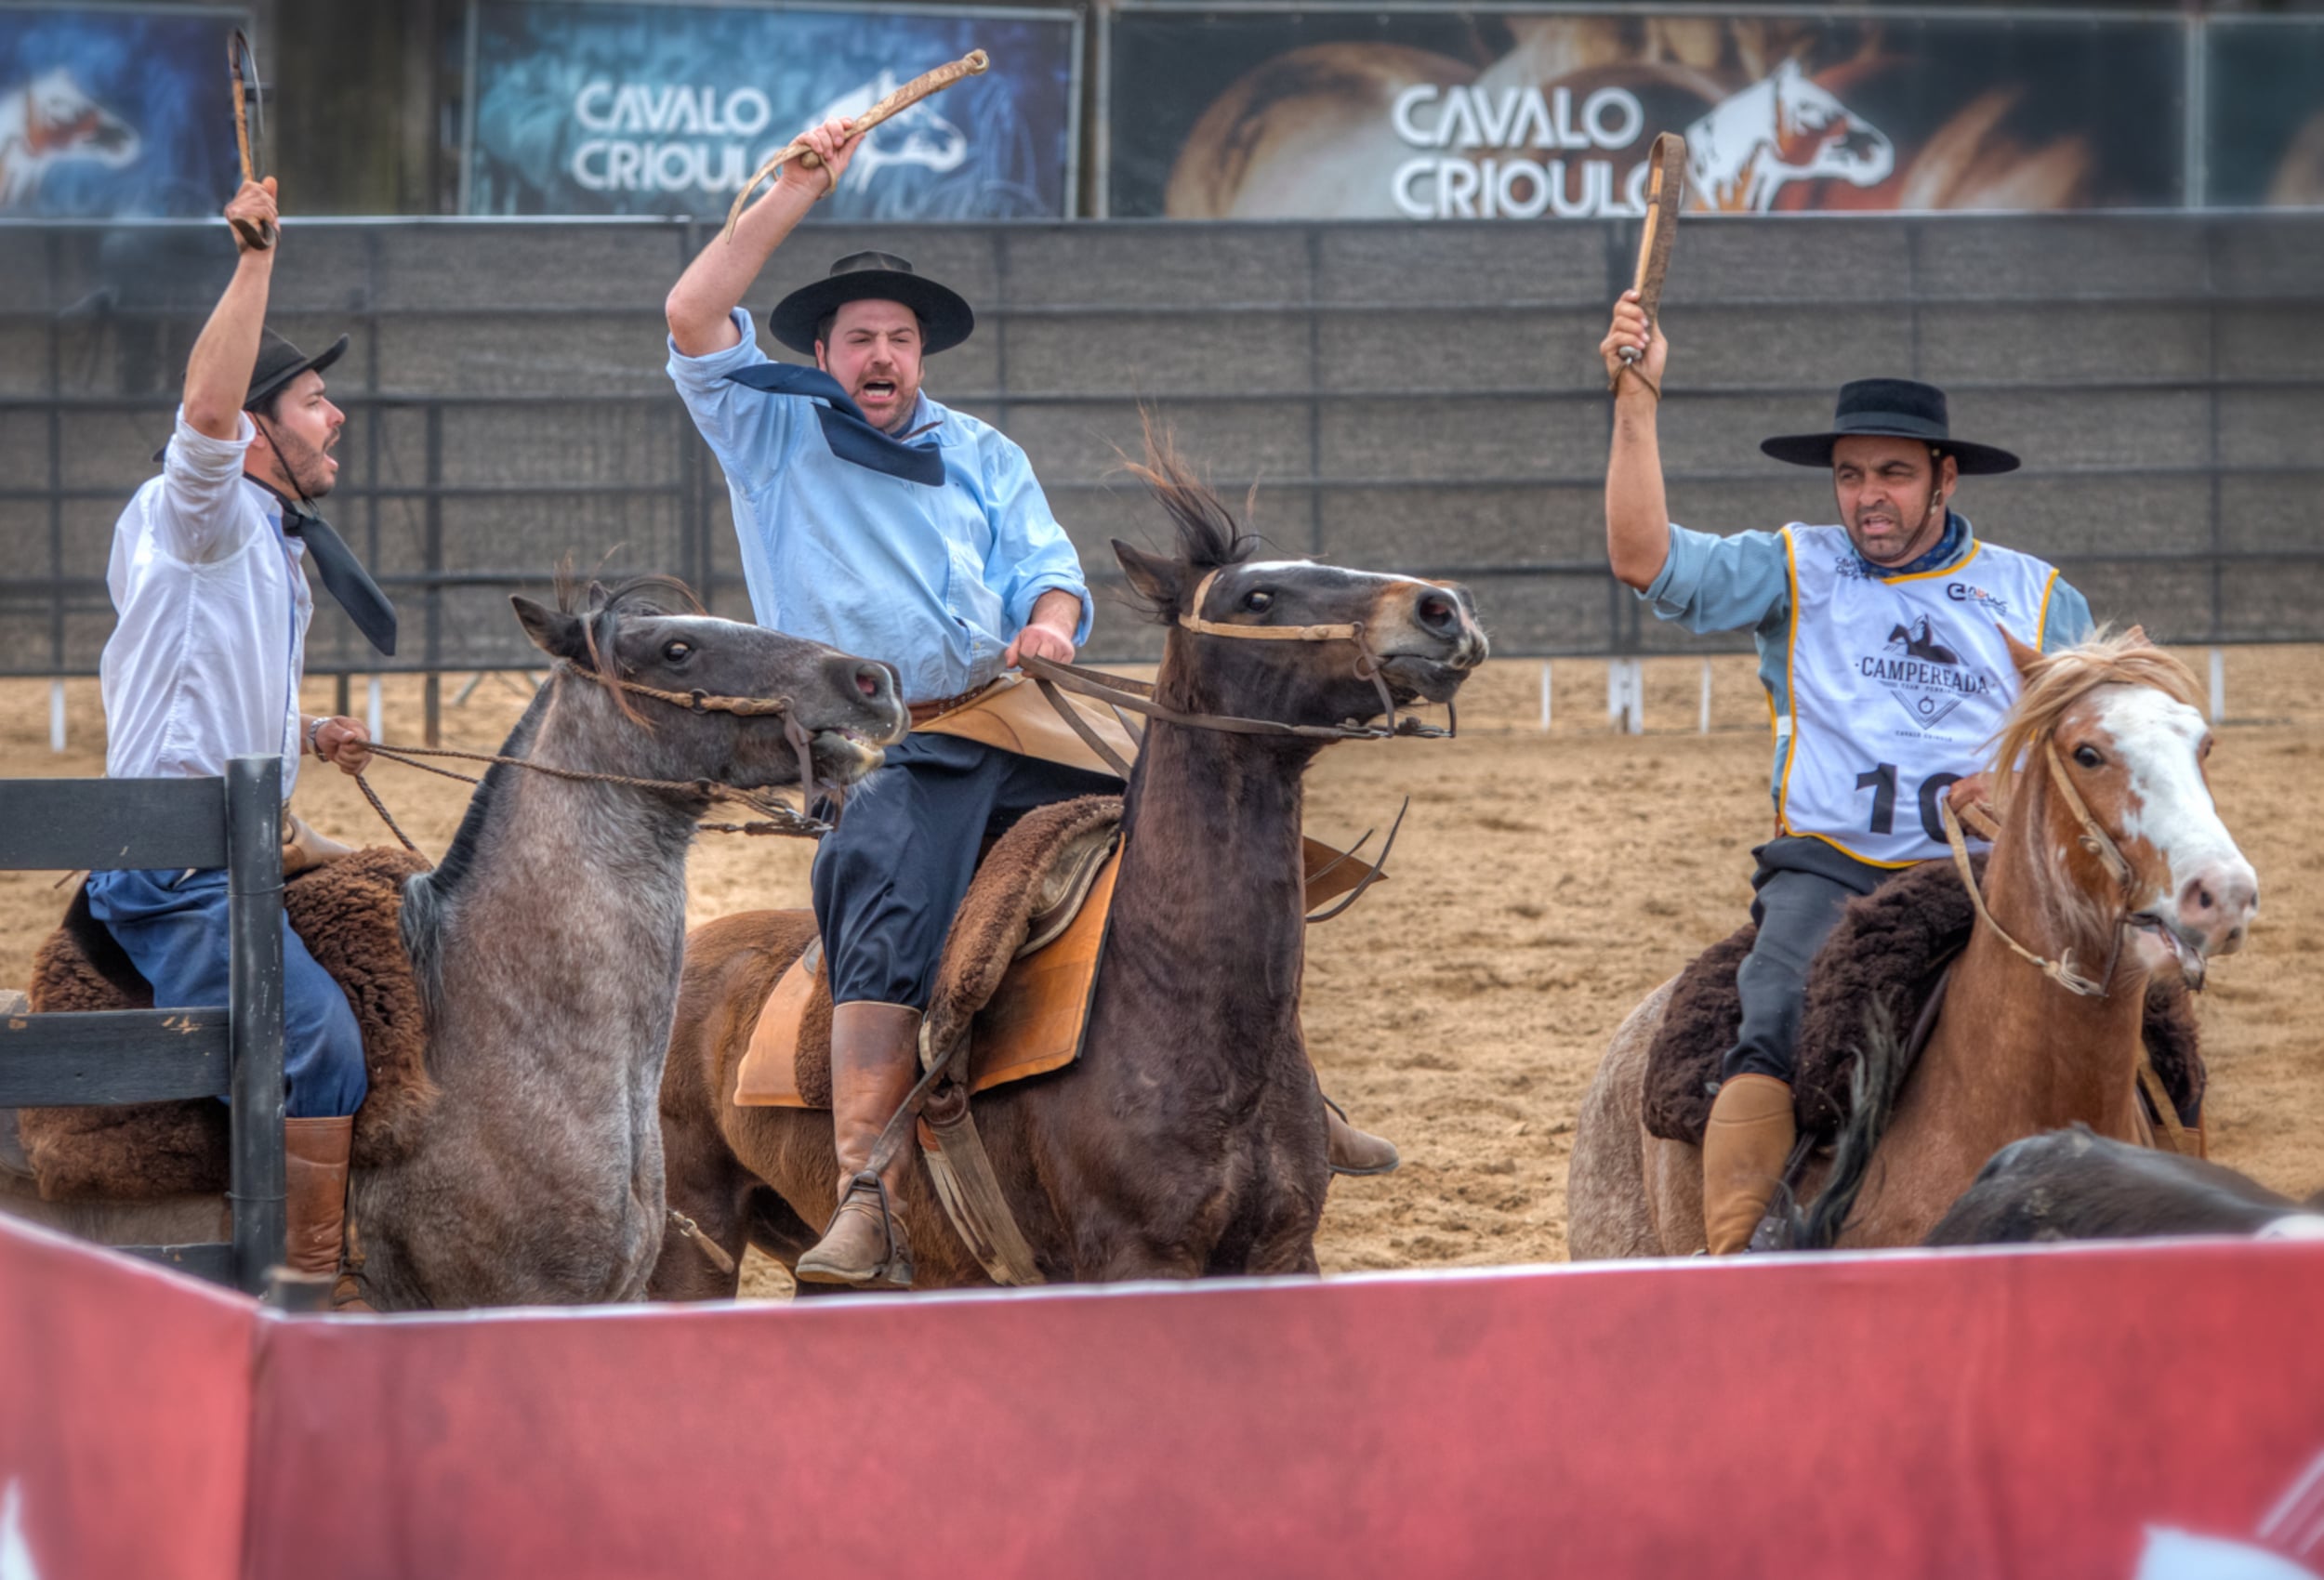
[652,443,1487,1293]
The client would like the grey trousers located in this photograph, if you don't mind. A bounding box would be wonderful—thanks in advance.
[1723,836,1895,1086]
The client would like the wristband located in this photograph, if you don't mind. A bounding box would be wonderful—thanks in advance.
[307,716,327,757]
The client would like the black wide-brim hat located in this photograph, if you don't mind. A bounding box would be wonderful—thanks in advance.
[1761,377,2020,476]
[244,326,349,411]
[769,251,973,357]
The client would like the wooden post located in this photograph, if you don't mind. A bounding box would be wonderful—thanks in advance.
[225,755,286,1296]
[2209,648,2225,723]
[366,677,383,741]
[1699,660,1712,734]
[49,679,65,753]
[1539,662,1552,732]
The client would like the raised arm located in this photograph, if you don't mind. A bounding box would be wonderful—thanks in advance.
[183,179,279,440]
[1599,289,1672,591]
[666,119,862,356]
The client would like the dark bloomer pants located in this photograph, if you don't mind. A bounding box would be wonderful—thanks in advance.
[1722,836,1897,1086]
[812,732,1121,1011]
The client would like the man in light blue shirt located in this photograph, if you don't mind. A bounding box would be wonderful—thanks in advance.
[664,117,1112,1287]
[1600,291,2094,1254]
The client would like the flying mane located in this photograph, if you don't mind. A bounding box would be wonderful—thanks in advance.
[1988,629,2204,813]
[1118,425,1261,624]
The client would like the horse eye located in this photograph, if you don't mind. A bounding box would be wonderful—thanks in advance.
[1243,589,1274,613]
[2073,744,2104,770]
[663,640,693,663]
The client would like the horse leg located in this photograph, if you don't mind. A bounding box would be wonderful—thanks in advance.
[1566,979,1675,1259]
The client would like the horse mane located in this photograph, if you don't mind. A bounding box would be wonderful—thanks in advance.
[1988,628,2204,811]
[1117,419,1261,623]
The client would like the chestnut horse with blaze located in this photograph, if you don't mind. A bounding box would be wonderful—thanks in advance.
[653,444,1487,1291]
[1570,630,2259,1254]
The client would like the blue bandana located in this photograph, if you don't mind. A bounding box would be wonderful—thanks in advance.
[722,362,944,486]
[1873,510,1967,578]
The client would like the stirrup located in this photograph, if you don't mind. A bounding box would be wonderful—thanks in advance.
[800,1169,914,1289]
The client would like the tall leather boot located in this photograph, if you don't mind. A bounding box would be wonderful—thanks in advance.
[795,1001,921,1288]
[1323,1094,1400,1177]
[1702,1074,1796,1256]
[283,1115,373,1311]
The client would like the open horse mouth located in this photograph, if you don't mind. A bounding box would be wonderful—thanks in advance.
[1375,651,1480,705]
[2131,912,2212,988]
[808,727,891,793]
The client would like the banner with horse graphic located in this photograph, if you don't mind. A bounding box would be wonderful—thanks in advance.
[1103,6,2187,219]
[0,3,245,218]
[462,0,1081,218]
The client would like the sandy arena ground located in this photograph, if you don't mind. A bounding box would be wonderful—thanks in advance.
[4,649,2318,1297]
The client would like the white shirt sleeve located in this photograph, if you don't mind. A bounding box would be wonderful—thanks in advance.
[154,406,260,563]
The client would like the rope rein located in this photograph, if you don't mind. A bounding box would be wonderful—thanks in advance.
[1940,739,2137,1000]
[340,663,835,859]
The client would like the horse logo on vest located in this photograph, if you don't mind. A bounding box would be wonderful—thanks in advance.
[0,68,139,211]
[802,71,968,193]
[1684,59,1892,213]
[1865,614,1987,732]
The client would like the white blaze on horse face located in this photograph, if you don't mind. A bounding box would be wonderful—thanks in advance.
[2095,685,2258,958]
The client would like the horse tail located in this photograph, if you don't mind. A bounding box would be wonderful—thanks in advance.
[1779,1001,1908,1251]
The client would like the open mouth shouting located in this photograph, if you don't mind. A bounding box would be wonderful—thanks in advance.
[854,376,903,422]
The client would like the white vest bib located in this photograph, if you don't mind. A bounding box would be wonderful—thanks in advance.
[1777,525,2061,865]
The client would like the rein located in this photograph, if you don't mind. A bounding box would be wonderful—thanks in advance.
[347,663,833,858]
[1939,740,2135,999]
[1013,566,1458,765]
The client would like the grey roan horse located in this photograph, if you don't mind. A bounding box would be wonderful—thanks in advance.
[3,578,907,1310]
[652,440,1488,1293]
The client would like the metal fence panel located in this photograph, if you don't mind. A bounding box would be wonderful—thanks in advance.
[2,211,2319,678]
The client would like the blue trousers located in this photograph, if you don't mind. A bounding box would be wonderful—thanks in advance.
[812,733,1119,1011]
[84,867,368,1118]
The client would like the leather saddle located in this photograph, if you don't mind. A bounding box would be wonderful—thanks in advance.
[735,797,1386,1110]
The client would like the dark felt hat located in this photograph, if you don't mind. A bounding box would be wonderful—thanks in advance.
[244,327,349,411]
[769,251,973,357]
[1761,378,2020,476]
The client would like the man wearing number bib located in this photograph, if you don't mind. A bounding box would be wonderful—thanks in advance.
[1601,293,2093,1253]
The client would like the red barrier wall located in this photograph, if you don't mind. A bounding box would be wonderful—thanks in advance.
[0,1218,254,1580]
[241,1241,2324,1579]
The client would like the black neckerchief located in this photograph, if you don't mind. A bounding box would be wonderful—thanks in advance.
[721,362,945,486]
[248,468,399,656]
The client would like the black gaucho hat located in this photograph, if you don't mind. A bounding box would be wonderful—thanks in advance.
[769,251,973,357]
[1761,377,2020,476]
[244,326,349,411]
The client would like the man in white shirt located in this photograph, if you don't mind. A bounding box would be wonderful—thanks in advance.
[86,176,396,1296]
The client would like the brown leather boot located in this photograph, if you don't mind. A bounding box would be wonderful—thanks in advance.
[281,811,354,878]
[1324,1095,1400,1177]
[1702,1074,1796,1256]
[283,1116,373,1311]
[795,1001,920,1288]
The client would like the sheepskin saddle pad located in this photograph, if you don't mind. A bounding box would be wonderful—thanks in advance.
[15,847,439,1202]
[1642,854,2205,1148]
[737,796,1127,1108]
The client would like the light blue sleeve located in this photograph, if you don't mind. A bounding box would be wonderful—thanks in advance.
[1638,523,1792,636]
[982,431,1093,645]
[2040,576,2094,652]
[664,308,799,493]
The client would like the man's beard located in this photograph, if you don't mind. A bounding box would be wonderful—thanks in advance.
[275,431,338,501]
[1847,485,1942,565]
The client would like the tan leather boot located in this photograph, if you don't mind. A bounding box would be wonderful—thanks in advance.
[1702,1074,1796,1256]
[281,811,354,878]
[1324,1095,1399,1177]
[795,1001,920,1288]
[283,1115,373,1311]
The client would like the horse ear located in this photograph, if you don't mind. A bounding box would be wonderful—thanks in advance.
[2000,624,2042,677]
[512,595,588,665]
[2121,624,2152,649]
[1113,540,1183,612]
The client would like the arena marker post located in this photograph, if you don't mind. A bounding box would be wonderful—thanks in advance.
[1539,662,1552,731]
[2209,648,2225,723]
[1606,659,1644,735]
[366,678,383,742]
[49,680,65,753]
[1699,660,1712,734]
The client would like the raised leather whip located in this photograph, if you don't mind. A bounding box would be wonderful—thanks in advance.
[722,49,989,237]
[1612,132,1686,395]
[226,29,276,250]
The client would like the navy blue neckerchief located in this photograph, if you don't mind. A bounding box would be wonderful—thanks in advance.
[723,362,945,486]
[1869,509,1967,579]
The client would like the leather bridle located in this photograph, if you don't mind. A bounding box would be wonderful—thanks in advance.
[1015,565,1459,781]
[1939,739,2140,999]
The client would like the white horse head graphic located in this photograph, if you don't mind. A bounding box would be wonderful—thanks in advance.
[802,71,968,192]
[1684,59,1891,213]
[0,68,139,209]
